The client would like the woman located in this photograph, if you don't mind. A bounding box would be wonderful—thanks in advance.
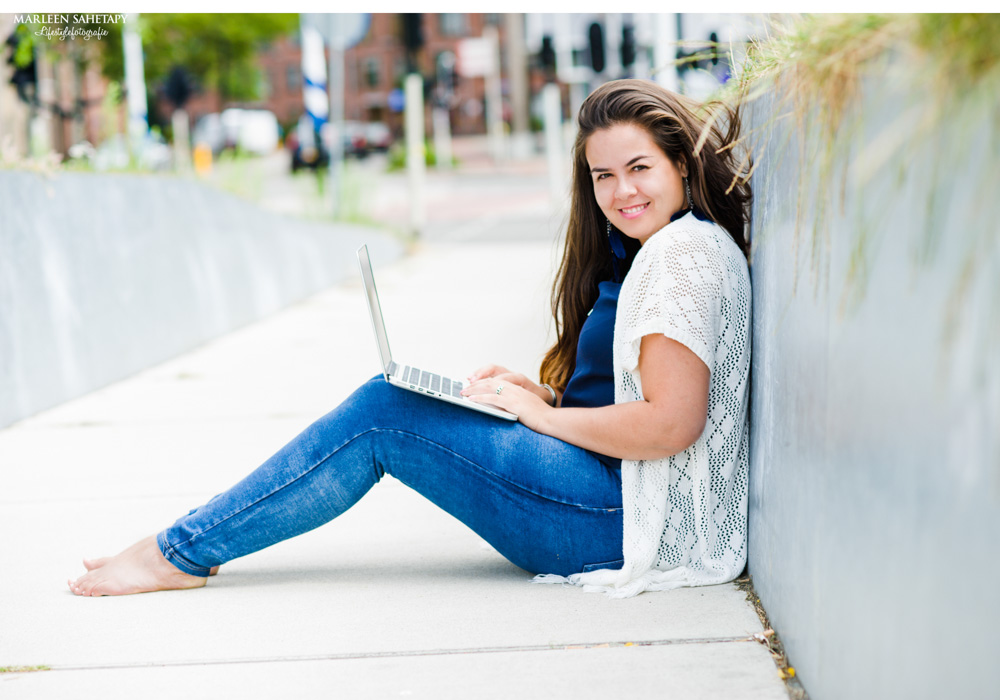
[69,79,752,599]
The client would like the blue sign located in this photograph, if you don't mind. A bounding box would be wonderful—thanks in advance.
[388,88,405,113]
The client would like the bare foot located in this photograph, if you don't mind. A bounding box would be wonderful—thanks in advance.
[68,536,208,596]
[84,557,219,576]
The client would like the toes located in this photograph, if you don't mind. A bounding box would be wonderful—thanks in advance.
[69,572,101,597]
[68,577,89,596]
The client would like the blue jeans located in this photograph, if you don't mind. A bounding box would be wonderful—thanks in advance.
[157,376,624,578]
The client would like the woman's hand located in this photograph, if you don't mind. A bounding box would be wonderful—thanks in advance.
[467,337,709,461]
[467,365,557,406]
[462,375,554,432]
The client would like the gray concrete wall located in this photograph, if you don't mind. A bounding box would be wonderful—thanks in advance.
[0,170,401,430]
[746,80,1000,698]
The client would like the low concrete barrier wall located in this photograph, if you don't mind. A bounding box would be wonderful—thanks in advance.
[746,80,999,698]
[0,170,402,430]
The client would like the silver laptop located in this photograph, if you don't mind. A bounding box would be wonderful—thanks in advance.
[357,245,517,421]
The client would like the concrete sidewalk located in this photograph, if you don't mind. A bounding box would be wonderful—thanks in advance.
[0,237,787,698]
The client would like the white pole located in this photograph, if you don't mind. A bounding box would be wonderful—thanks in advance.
[327,14,345,218]
[653,13,680,92]
[483,25,505,162]
[635,13,653,80]
[172,108,191,170]
[432,106,452,170]
[605,12,623,79]
[542,82,564,212]
[553,13,573,85]
[505,13,532,160]
[122,13,148,160]
[29,44,52,156]
[405,73,426,236]
[300,21,330,127]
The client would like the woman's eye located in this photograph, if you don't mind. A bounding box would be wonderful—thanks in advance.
[596,173,611,181]
[632,164,647,172]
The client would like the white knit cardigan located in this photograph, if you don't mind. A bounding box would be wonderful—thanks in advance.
[536,213,752,597]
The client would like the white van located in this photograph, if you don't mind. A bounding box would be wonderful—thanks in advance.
[219,108,280,155]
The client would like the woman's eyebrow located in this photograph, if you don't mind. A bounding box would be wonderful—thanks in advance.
[590,154,653,174]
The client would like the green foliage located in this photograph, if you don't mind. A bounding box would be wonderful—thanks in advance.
[718,13,1000,267]
[85,13,297,102]
[0,665,50,673]
[914,13,1000,85]
[724,13,1000,141]
[717,12,1000,361]
[9,23,36,67]
[140,14,297,101]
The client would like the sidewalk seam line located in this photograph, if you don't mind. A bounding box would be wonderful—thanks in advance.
[34,636,754,672]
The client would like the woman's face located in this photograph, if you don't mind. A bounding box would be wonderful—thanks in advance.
[585,123,688,246]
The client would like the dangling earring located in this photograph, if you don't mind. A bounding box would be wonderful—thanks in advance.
[685,177,693,209]
[606,218,626,282]
[606,218,625,258]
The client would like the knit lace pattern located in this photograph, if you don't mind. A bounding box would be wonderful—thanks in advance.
[536,212,752,597]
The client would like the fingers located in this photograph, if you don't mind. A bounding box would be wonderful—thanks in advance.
[461,378,493,397]
[467,364,511,382]
[474,372,533,391]
[462,376,507,398]
[461,377,524,411]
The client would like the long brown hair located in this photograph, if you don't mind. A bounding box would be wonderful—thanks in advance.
[540,79,752,393]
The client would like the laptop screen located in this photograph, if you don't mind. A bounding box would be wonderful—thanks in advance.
[356,245,393,377]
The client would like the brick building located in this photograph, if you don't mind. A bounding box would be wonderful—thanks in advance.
[253,13,514,139]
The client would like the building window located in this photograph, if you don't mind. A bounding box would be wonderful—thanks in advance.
[363,57,380,88]
[393,57,408,83]
[439,13,468,37]
[286,65,301,93]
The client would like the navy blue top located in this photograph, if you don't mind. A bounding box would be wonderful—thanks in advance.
[560,280,622,470]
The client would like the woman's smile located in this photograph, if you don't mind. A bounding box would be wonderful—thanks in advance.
[619,203,649,219]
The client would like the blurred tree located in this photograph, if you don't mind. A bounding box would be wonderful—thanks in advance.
[8,13,297,131]
[9,14,297,102]
[96,14,299,102]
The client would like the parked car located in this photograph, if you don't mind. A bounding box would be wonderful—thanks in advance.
[288,118,383,170]
[364,122,392,152]
[194,109,280,156]
[192,113,225,155]
[222,108,280,155]
[341,121,368,157]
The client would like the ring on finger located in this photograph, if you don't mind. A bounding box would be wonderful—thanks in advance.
[496,385,504,395]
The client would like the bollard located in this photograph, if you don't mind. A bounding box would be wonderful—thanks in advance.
[543,83,564,212]
[432,107,453,170]
[405,73,426,236]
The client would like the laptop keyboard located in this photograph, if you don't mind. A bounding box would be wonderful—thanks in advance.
[388,361,464,398]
